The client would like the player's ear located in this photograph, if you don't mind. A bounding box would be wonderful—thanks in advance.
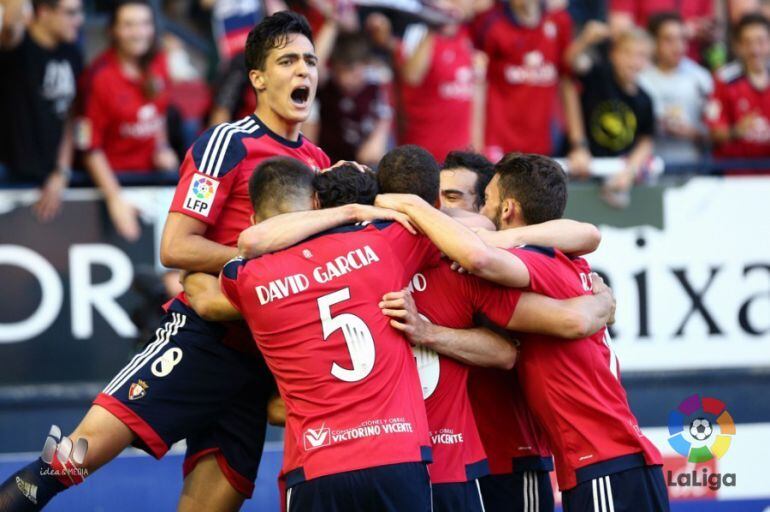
[312,192,321,210]
[250,69,267,92]
[501,198,517,225]
[249,213,257,226]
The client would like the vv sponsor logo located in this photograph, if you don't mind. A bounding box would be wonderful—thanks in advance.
[304,425,331,450]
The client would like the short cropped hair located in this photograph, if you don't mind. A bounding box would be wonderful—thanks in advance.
[244,11,313,72]
[248,157,315,219]
[377,145,440,205]
[494,153,567,225]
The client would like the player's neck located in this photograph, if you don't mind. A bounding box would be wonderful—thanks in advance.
[656,57,679,73]
[115,50,142,79]
[28,22,58,50]
[255,106,301,142]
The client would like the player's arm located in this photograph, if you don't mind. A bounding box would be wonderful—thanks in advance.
[399,25,435,86]
[380,291,517,369]
[475,219,601,257]
[506,276,615,338]
[238,204,415,258]
[161,213,239,273]
[375,193,531,287]
[182,271,241,322]
[267,393,286,427]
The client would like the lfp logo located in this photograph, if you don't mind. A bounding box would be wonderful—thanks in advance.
[192,176,216,200]
[668,394,735,462]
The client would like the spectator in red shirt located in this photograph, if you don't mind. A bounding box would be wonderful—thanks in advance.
[470,0,585,166]
[78,0,177,241]
[368,0,480,163]
[706,14,770,159]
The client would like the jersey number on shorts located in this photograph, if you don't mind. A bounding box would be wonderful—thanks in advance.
[317,288,376,382]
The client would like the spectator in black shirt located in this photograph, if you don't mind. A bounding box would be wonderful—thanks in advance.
[570,28,655,207]
[0,0,83,220]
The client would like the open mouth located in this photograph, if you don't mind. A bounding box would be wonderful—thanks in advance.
[291,86,310,106]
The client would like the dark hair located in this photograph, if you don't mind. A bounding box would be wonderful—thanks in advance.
[734,13,770,40]
[109,0,159,99]
[245,11,313,72]
[314,164,378,208]
[32,0,59,12]
[330,33,371,66]
[442,150,494,209]
[494,153,567,225]
[647,11,683,38]
[377,145,440,205]
[248,157,315,219]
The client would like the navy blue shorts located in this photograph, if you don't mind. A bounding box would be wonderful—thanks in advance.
[93,300,272,497]
[478,471,554,512]
[562,465,669,512]
[432,479,485,512]
[286,462,431,512]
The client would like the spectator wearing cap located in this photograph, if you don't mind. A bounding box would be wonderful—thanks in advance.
[78,0,176,241]
[439,150,493,212]
[568,29,655,207]
[706,14,770,160]
[639,12,713,164]
[0,0,83,221]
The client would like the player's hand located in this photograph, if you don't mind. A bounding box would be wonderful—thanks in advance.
[374,193,425,214]
[107,195,141,242]
[590,272,616,325]
[351,204,417,234]
[379,290,431,345]
[450,261,470,274]
[322,160,371,173]
[33,169,67,222]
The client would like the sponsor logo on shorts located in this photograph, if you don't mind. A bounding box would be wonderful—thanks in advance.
[151,347,183,377]
[183,174,219,217]
[128,379,149,400]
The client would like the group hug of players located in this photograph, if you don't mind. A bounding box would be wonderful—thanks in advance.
[0,11,670,512]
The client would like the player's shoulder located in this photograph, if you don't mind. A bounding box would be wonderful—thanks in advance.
[298,136,330,167]
[715,61,744,85]
[190,115,264,178]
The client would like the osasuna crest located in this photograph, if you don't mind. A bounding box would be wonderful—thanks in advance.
[128,380,149,400]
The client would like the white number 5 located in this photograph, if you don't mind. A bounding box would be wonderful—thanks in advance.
[317,288,376,382]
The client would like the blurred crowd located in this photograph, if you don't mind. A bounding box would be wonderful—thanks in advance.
[2,0,770,236]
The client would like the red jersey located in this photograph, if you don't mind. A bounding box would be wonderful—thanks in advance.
[609,0,712,29]
[397,25,475,162]
[471,6,572,159]
[167,114,329,351]
[705,63,770,158]
[468,366,553,475]
[512,246,662,490]
[220,222,440,485]
[408,263,521,483]
[78,49,170,171]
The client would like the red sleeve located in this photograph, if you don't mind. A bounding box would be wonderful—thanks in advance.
[509,246,576,298]
[463,274,522,329]
[220,257,247,312]
[381,223,441,277]
[168,125,245,225]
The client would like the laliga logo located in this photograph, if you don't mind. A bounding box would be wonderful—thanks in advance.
[192,176,216,200]
[666,394,736,491]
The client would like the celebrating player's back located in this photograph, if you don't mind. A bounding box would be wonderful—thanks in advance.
[220,159,440,511]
